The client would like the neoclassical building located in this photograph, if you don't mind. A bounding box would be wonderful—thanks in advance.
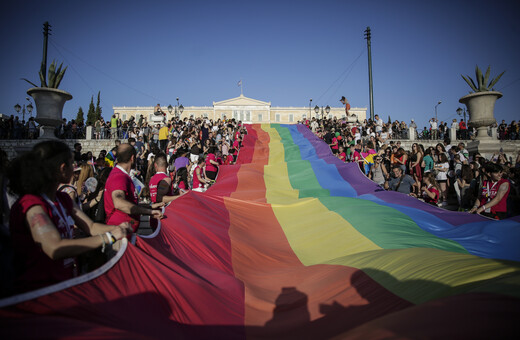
[112,95,367,124]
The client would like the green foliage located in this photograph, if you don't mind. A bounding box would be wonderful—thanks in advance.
[95,91,102,121]
[461,65,505,93]
[86,96,97,125]
[22,59,67,89]
[76,107,85,126]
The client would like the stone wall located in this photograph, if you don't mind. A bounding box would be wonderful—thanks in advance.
[0,139,125,161]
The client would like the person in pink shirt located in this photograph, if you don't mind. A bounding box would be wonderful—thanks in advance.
[148,153,186,230]
[192,157,210,192]
[232,137,240,163]
[104,144,163,232]
[205,146,219,180]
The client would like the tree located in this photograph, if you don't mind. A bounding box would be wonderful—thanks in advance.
[75,107,85,126]
[95,91,102,121]
[86,95,96,125]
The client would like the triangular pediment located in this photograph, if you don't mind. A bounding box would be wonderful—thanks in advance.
[213,94,270,107]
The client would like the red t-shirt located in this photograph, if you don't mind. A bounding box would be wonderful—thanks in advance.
[104,166,140,232]
[178,180,188,190]
[206,153,218,172]
[232,140,239,155]
[338,152,346,162]
[149,172,170,203]
[9,192,77,293]
[331,137,339,150]
[480,179,510,213]
[192,166,204,189]
[224,154,234,165]
[423,186,439,204]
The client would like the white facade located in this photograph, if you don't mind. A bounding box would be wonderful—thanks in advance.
[113,94,367,124]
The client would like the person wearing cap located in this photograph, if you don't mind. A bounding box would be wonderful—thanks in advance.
[340,96,350,116]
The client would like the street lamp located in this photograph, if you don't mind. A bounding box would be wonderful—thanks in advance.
[174,97,183,119]
[167,104,173,119]
[435,101,442,122]
[309,99,312,119]
[14,98,33,123]
[314,105,330,120]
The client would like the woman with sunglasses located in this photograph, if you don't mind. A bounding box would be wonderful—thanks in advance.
[369,155,388,186]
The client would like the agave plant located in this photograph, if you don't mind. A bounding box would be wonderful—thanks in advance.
[461,65,505,93]
[22,60,67,89]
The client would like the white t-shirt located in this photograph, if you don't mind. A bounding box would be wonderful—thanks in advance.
[435,162,449,181]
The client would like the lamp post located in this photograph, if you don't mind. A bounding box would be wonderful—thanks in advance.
[167,104,173,120]
[435,101,442,122]
[174,97,184,119]
[309,98,312,119]
[314,105,330,120]
[14,98,34,123]
[456,107,467,126]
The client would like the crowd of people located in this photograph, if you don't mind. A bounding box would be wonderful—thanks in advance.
[0,111,518,298]
[303,116,520,220]
[0,116,245,297]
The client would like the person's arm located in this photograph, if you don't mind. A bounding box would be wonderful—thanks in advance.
[209,159,219,166]
[26,205,128,260]
[196,167,208,184]
[111,190,162,219]
[475,182,509,214]
[82,190,103,212]
[422,186,437,199]
[156,178,173,203]
[70,200,132,236]
[382,164,388,178]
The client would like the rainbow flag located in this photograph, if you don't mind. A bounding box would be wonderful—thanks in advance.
[1,124,519,338]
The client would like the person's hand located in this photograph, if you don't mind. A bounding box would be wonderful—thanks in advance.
[151,202,165,209]
[179,189,188,195]
[110,223,129,241]
[151,209,163,219]
[117,221,133,234]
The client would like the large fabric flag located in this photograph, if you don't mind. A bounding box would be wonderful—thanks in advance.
[1,124,519,339]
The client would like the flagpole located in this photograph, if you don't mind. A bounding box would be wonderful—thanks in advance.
[240,79,243,96]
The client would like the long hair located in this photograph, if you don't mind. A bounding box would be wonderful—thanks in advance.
[424,172,440,192]
[77,163,94,195]
[7,141,72,196]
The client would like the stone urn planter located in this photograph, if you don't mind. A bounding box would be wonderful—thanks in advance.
[459,91,502,140]
[27,87,72,139]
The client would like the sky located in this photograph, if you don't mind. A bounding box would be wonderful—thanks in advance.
[1,0,519,129]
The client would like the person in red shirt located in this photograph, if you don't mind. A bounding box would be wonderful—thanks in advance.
[421,172,440,205]
[232,137,240,163]
[192,157,210,192]
[205,146,219,180]
[470,163,510,220]
[7,141,131,294]
[338,146,347,162]
[149,153,186,204]
[104,144,163,232]
[148,153,186,230]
